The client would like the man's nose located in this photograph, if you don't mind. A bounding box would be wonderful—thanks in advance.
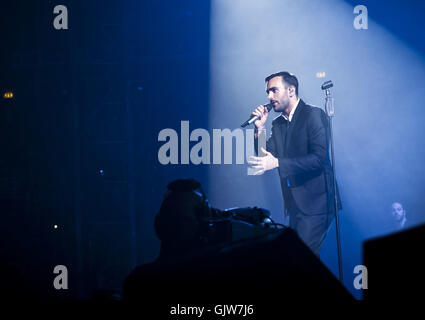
[267,92,273,100]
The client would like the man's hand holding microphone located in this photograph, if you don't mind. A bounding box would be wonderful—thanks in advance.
[251,104,269,130]
[248,105,279,175]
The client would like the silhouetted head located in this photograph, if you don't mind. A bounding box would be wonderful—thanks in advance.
[154,179,211,257]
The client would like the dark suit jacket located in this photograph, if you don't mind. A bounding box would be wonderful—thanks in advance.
[255,99,341,215]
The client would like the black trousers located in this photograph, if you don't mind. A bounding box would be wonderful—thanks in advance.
[286,191,334,256]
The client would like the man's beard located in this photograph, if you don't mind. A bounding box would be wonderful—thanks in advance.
[275,98,290,112]
[394,213,404,221]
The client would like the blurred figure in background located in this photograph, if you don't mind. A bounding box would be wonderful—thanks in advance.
[391,202,409,231]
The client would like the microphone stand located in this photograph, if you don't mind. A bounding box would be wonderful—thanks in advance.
[321,80,343,283]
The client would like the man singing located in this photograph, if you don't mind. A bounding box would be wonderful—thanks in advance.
[248,71,340,256]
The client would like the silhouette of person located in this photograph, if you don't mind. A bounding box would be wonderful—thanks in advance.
[154,179,212,260]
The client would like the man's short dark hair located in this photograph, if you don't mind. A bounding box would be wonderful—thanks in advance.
[265,71,299,96]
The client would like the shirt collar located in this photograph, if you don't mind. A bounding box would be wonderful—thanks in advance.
[282,98,300,122]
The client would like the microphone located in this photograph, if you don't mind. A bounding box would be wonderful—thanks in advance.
[240,103,273,128]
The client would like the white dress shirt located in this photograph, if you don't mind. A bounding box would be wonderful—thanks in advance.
[282,98,300,122]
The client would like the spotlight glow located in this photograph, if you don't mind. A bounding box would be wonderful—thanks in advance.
[3,92,14,99]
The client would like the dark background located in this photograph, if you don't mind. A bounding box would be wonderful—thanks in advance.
[0,0,210,300]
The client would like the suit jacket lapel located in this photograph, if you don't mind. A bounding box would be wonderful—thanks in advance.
[271,116,286,157]
[285,99,307,154]
[280,119,288,156]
